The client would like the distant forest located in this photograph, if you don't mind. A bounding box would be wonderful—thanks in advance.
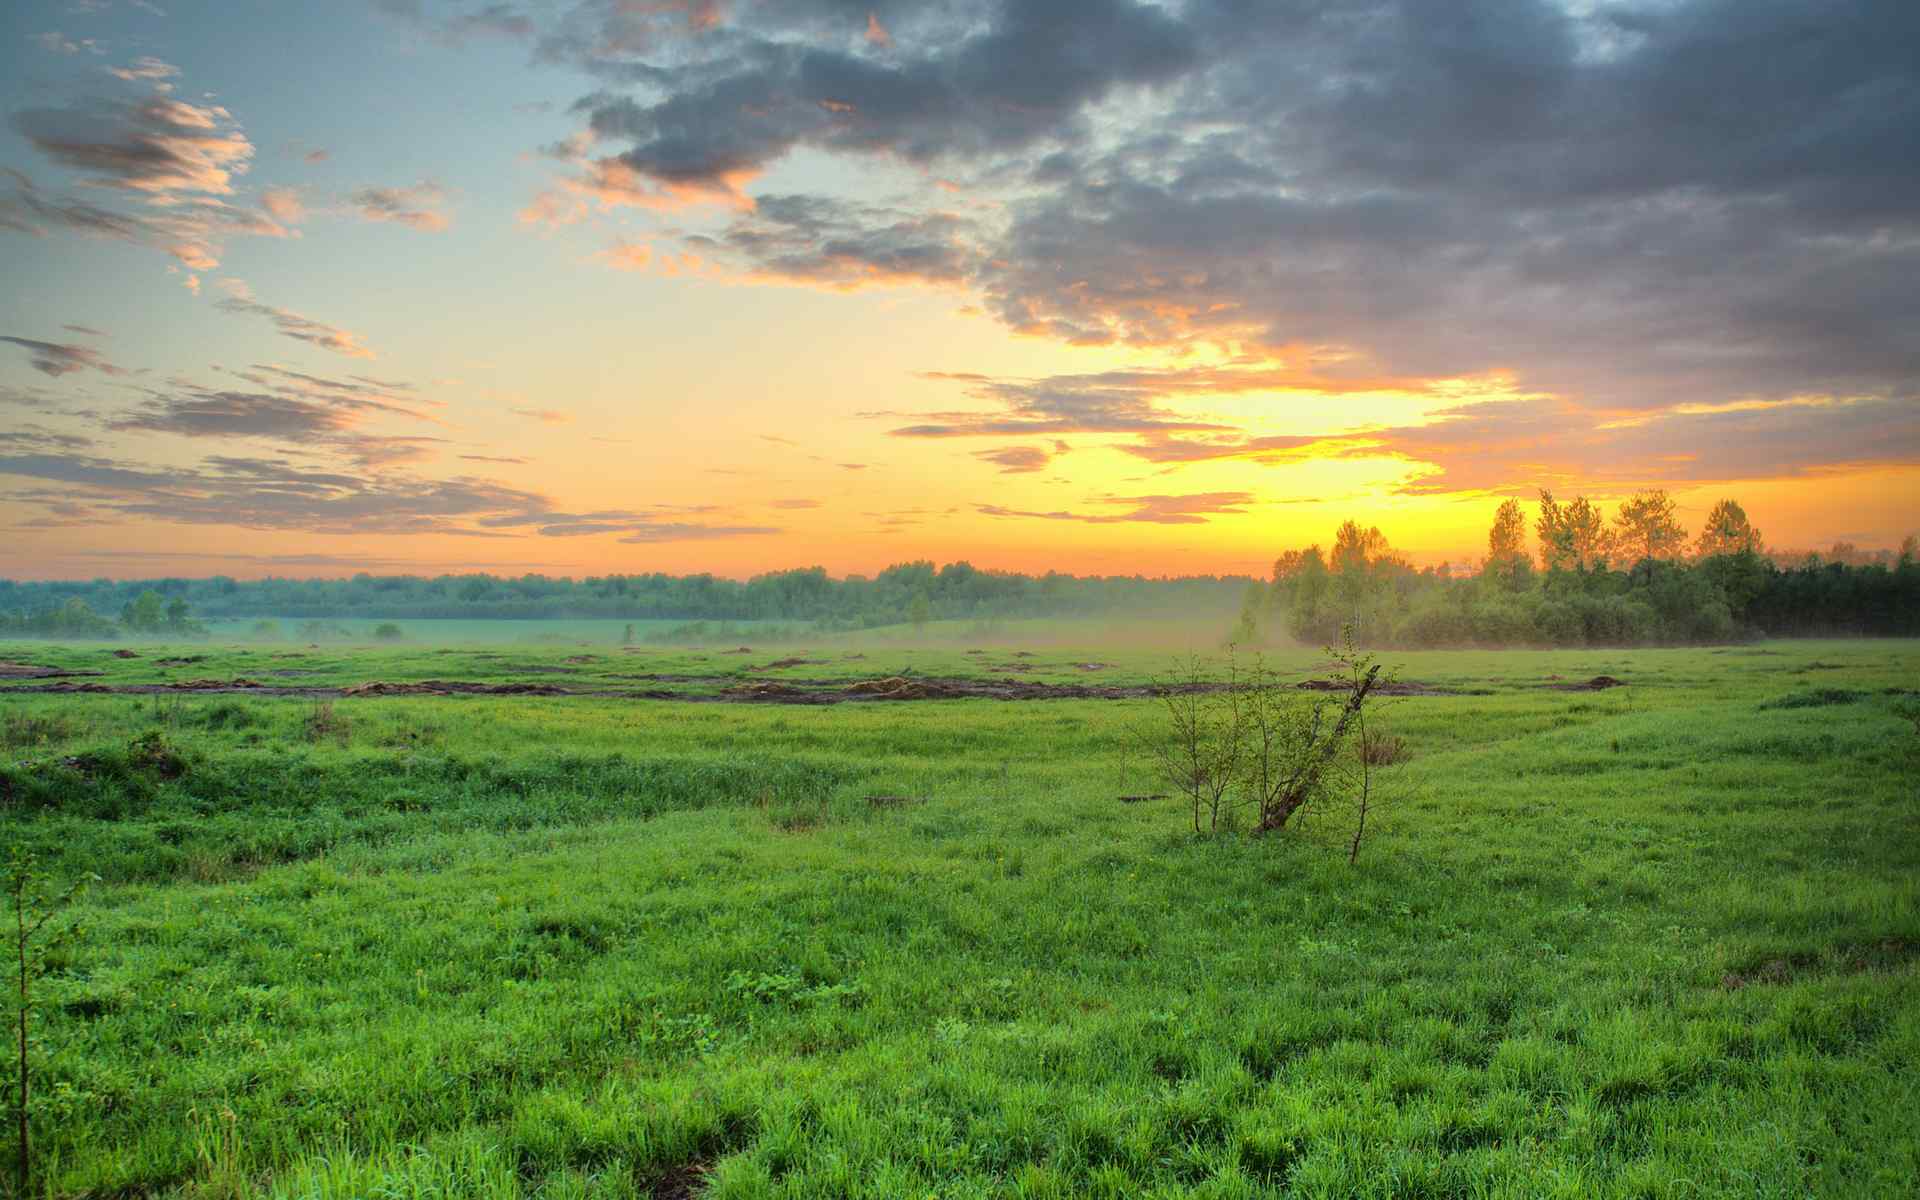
[0,562,1249,639]
[2,490,1915,645]
[1244,491,1919,647]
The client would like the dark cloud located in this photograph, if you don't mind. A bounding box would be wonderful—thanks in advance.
[62,324,107,337]
[0,449,553,536]
[109,390,359,439]
[686,193,978,289]
[565,0,1193,193]
[521,0,1918,450]
[979,492,1255,526]
[460,453,529,464]
[885,368,1240,438]
[1,335,125,377]
[0,425,94,452]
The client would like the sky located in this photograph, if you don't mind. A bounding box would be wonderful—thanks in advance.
[1,0,1915,582]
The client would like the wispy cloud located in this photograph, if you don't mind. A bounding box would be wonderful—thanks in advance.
[980,492,1255,526]
[214,279,376,358]
[349,181,450,231]
[0,335,125,377]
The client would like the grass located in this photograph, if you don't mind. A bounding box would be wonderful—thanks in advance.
[1,637,1916,1197]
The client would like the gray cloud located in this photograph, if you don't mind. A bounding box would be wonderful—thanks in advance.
[973,445,1051,474]
[0,425,94,452]
[686,193,978,288]
[109,390,359,439]
[213,280,376,358]
[517,0,1918,463]
[350,181,451,231]
[2,73,289,270]
[1,335,125,377]
[0,449,553,535]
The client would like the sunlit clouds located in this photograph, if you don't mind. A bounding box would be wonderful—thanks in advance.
[1,0,1915,578]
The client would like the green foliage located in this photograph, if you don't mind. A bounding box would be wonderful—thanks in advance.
[0,638,1915,1195]
[1262,522,1920,646]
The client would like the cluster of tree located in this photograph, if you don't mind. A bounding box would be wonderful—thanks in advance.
[0,589,206,641]
[1250,491,1918,648]
[0,563,1247,632]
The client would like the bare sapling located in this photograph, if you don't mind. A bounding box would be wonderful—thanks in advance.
[1251,636,1380,834]
[7,853,94,1200]
[1142,655,1247,833]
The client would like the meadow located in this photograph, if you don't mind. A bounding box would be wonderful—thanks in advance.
[0,631,1915,1198]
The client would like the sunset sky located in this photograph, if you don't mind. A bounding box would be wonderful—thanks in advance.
[2,0,1915,581]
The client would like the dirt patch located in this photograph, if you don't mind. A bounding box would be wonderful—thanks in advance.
[564,655,599,664]
[1544,675,1627,691]
[722,681,835,705]
[1295,677,1459,697]
[0,662,102,680]
[3,673,1472,705]
[341,680,572,697]
[155,655,207,667]
[648,1161,709,1200]
[845,677,971,700]
[720,646,753,654]
[746,657,811,671]
[1073,662,1113,671]
[1720,938,1918,990]
[113,648,140,659]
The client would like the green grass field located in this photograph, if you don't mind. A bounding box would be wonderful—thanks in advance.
[1,636,1916,1198]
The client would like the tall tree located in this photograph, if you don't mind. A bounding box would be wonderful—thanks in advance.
[1611,489,1686,565]
[1561,496,1612,570]
[1536,490,1572,572]
[1486,499,1530,588]
[1693,499,1763,558]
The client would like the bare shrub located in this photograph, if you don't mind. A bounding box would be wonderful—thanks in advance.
[1141,655,1247,833]
[1138,627,1392,852]
[304,701,350,745]
[1358,730,1408,767]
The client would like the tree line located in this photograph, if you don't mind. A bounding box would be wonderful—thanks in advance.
[1246,490,1918,647]
[0,563,1248,638]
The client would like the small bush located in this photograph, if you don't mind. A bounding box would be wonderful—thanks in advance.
[193,701,260,731]
[1359,730,1409,766]
[2,713,82,752]
[1758,689,1865,710]
[305,701,351,745]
